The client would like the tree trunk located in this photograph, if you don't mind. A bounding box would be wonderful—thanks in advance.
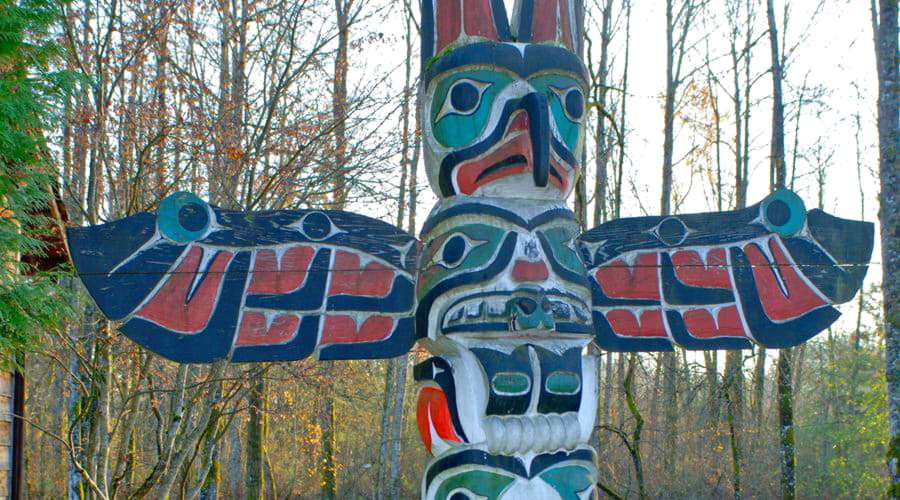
[592,0,614,226]
[388,355,409,498]
[874,0,900,496]
[767,1,793,495]
[245,376,266,500]
[776,349,795,499]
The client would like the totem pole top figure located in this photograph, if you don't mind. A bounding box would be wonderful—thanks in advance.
[420,0,586,201]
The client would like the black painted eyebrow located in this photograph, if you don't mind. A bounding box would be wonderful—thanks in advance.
[420,203,576,234]
[423,42,588,88]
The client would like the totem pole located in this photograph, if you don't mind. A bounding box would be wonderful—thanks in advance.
[66,0,874,498]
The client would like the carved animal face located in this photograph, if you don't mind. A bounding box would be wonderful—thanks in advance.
[415,198,593,342]
[420,0,587,201]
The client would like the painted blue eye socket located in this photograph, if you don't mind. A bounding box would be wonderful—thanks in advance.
[451,81,480,113]
[435,78,491,121]
[551,86,585,122]
[294,211,342,241]
[564,88,584,120]
[435,233,485,268]
[442,235,467,266]
[761,188,806,237]
[157,192,211,243]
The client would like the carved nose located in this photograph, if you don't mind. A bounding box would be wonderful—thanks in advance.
[512,260,549,282]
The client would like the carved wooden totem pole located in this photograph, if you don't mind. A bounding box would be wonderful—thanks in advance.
[66,0,874,498]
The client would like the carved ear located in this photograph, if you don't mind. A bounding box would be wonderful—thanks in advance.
[421,0,512,63]
[511,0,584,54]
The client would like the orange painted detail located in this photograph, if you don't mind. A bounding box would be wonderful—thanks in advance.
[136,247,233,333]
[682,306,746,338]
[416,386,462,455]
[248,246,314,294]
[672,249,731,289]
[436,0,462,55]
[328,251,395,297]
[462,0,499,39]
[235,312,300,346]
[595,253,660,300]
[745,239,827,321]
[606,309,667,337]
[512,260,550,282]
[530,0,575,49]
[320,315,395,344]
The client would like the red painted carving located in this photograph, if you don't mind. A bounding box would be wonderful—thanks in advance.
[605,309,667,337]
[682,306,746,338]
[416,386,462,455]
[745,238,826,321]
[530,0,575,50]
[235,312,300,346]
[328,251,395,297]
[595,253,660,300]
[462,0,499,39]
[512,259,549,282]
[136,247,233,333]
[321,315,395,344]
[247,247,314,294]
[672,249,731,289]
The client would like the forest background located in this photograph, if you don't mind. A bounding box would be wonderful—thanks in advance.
[1,0,898,497]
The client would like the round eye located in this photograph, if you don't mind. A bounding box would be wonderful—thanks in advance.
[435,79,491,121]
[551,86,585,121]
[296,212,341,241]
[157,192,211,243]
[435,233,484,268]
[761,189,806,237]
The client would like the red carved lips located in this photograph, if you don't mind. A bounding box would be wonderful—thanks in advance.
[453,111,572,195]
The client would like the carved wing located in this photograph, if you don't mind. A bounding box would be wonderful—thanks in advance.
[577,190,874,352]
[67,193,418,363]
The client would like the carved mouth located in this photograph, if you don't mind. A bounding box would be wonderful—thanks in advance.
[439,291,591,334]
[454,111,571,195]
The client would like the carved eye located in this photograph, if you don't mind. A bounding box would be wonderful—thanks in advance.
[435,233,484,268]
[157,192,212,243]
[491,372,531,396]
[294,212,342,241]
[551,86,585,121]
[435,79,491,121]
[447,489,487,500]
[545,371,581,395]
[761,189,806,237]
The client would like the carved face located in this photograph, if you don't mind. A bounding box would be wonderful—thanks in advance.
[422,448,598,499]
[419,0,587,201]
[415,199,592,342]
[422,43,587,200]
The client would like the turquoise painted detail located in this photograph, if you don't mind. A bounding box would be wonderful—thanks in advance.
[541,226,586,275]
[545,371,581,395]
[505,296,554,330]
[432,69,515,148]
[418,223,507,299]
[157,191,210,243]
[539,465,596,500]
[434,470,516,500]
[761,188,806,237]
[529,74,585,152]
[491,372,531,395]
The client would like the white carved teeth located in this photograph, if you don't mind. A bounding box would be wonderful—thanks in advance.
[483,412,582,455]
[486,300,506,317]
[443,296,591,328]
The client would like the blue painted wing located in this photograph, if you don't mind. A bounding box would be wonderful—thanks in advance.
[578,190,873,352]
[67,193,418,363]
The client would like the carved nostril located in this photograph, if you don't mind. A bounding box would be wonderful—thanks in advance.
[516,297,537,315]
